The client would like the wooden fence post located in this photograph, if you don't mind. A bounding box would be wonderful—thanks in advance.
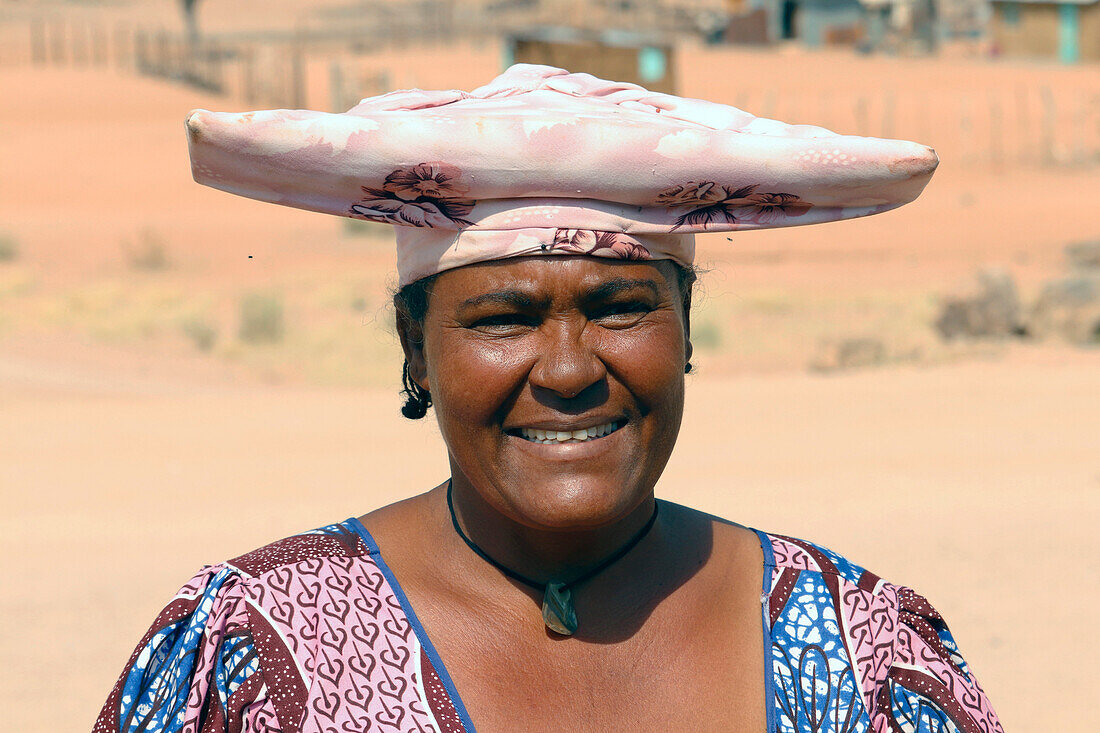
[112,23,127,70]
[49,17,66,65]
[1072,95,1086,165]
[855,96,868,136]
[92,22,108,66]
[917,92,930,146]
[30,18,47,65]
[210,41,225,94]
[1040,85,1055,165]
[291,41,306,109]
[134,28,148,74]
[1015,83,1029,165]
[989,91,1003,168]
[155,29,164,75]
[959,94,972,165]
[882,89,895,139]
[762,89,776,119]
[241,46,256,104]
[72,19,89,66]
[818,91,831,132]
[330,59,345,112]
[1092,94,1100,165]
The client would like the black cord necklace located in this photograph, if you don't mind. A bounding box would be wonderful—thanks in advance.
[446,480,660,636]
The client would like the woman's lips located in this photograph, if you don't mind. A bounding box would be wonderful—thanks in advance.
[509,420,625,445]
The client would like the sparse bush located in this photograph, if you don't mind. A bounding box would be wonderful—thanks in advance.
[810,337,887,372]
[692,319,721,350]
[1066,241,1100,272]
[181,315,218,352]
[1028,274,1100,344]
[238,292,284,343]
[123,228,171,271]
[0,233,18,262]
[934,268,1022,340]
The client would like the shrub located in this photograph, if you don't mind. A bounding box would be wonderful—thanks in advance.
[123,228,170,271]
[238,292,284,343]
[181,315,218,352]
[934,268,1022,340]
[692,319,722,350]
[0,233,18,262]
[1066,241,1100,272]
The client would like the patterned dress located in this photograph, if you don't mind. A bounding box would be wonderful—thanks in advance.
[94,519,1002,732]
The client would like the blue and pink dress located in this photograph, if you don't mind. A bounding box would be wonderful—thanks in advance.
[94,519,1002,733]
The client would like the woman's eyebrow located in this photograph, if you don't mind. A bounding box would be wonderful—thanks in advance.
[459,290,548,310]
[458,278,660,311]
[585,277,662,301]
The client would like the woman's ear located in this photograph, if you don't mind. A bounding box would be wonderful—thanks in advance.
[394,303,429,392]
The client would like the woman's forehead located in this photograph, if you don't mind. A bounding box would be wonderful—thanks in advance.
[432,256,677,300]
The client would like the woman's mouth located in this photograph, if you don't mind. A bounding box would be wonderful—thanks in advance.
[511,420,625,445]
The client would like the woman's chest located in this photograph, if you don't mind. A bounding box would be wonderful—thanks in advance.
[446,633,768,732]
[419,586,768,732]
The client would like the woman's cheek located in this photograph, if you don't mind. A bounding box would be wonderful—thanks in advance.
[432,334,534,415]
[601,323,685,389]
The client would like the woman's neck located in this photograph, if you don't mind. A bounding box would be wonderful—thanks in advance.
[444,475,660,588]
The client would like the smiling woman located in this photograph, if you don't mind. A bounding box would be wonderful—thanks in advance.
[94,66,1001,733]
[405,259,690,528]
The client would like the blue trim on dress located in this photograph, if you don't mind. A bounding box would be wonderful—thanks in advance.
[754,528,778,733]
[345,517,479,733]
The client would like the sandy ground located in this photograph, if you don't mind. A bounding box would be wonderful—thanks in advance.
[2,342,1098,731]
[2,5,1100,730]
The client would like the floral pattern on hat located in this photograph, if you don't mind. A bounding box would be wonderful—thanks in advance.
[351,163,475,228]
[659,182,812,231]
[383,163,470,201]
[551,230,652,260]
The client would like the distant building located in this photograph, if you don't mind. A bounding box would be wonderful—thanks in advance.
[989,0,1100,62]
[506,28,677,93]
[753,0,866,45]
[858,0,940,51]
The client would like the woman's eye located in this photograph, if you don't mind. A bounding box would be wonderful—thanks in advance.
[594,302,653,323]
[471,314,535,331]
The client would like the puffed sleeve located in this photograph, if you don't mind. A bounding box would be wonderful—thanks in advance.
[879,586,1003,732]
[93,565,279,733]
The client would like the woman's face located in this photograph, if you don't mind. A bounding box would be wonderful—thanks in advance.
[402,256,691,531]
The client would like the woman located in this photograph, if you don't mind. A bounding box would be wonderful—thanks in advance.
[95,65,1000,732]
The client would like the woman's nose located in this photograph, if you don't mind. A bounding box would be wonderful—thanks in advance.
[528,321,607,399]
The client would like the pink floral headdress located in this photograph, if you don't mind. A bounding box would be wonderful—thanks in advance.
[186,64,937,285]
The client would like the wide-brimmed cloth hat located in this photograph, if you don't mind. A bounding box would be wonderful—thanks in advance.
[186,63,938,286]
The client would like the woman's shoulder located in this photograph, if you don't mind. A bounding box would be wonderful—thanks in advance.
[222,518,377,579]
[94,519,395,733]
[759,530,884,593]
[756,529,1003,733]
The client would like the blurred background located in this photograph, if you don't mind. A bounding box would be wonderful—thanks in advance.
[1,0,1097,730]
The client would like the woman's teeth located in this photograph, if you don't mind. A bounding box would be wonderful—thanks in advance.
[518,421,622,444]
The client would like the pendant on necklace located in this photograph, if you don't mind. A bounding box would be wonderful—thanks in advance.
[541,581,578,636]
